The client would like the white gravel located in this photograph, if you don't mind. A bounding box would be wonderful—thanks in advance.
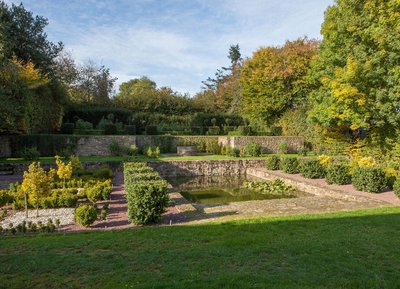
[1,208,75,228]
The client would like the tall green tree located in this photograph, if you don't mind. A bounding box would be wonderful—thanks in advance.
[240,38,318,126]
[0,2,65,134]
[308,0,400,146]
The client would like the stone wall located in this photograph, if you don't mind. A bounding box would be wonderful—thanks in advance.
[147,159,266,178]
[0,135,304,157]
[0,136,11,158]
[75,136,136,156]
[224,136,304,153]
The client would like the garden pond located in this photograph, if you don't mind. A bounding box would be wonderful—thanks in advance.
[167,175,310,204]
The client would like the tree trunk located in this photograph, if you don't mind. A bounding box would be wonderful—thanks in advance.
[24,193,28,218]
[36,200,39,217]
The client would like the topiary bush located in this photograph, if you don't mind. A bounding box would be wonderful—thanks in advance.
[124,162,169,225]
[19,147,40,161]
[299,158,325,179]
[326,163,351,185]
[393,179,400,198]
[244,142,261,157]
[74,204,97,227]
[352,167,387,193]
[265,156,280,170]
[86,186,102,204]
[280,157,299,174]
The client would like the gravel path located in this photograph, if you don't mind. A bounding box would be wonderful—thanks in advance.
[1,208,75,228]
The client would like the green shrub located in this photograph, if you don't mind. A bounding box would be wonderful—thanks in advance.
[86,186,102,204]
[108,140,121,156]
[278,141,289,154]
[57,191,78,207]
[60,123,74,134]
[280,157,299,174]
[238,126,252,136]
[126,181,169,225]
[145,125,158,135]
[124,162,169,225]
[326,164,351,185]
[393,179,400,198]
[124,125,136,135]
[93,166,113,179]
[39,196,57,209]
[230,148,240,157]
[244,142,261,157]
[298,146,309,156]
[19,147,40,161]
[74,204,97,227]
[242,179,295,195]
[75,119,93,130]
[207,126,220,135]
[104,124,117,135]
[352,167,387,193]
[299,159,325,179]
[265,156,280,170]
[0,190,13,207]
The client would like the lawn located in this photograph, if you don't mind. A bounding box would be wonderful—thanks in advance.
[1,207,399,289]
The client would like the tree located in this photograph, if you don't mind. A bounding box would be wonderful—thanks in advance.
[308,0,400,149]
[201,44,244,113]
[0,2,65,134]
[240,38,318,126]
[0,2,63,75]
[55,156,73,188]
[21,162,55,217]
[68,60,117,104]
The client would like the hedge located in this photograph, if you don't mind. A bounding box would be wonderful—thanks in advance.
[352,167,387,193]
[124,162,169,225]
[326,164,351,185]
[280,157,299,174]
[299,158,325,179]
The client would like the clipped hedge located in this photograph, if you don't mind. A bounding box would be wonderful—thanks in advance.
[265,156,280,170]
[299,158,325,179]
[280,157,299,174]
[326,164,351,185]
[352,167,387,193]
[393,179,400,198]
[124,162,169,225]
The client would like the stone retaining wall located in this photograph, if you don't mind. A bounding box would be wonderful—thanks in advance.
[147,159,266,178]
[0,135,304,157]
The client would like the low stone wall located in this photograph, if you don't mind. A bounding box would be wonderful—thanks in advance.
[75,136,136,156]
[226,136,304,153]
[147,159,266,178]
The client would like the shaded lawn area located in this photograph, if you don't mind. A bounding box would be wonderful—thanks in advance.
[1,207,400,289]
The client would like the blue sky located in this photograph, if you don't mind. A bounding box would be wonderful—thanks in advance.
[5,0,334,95]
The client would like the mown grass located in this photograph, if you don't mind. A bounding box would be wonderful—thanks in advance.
[1,207,399,289]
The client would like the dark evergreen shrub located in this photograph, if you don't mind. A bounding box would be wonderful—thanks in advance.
[352,167,387,193]
[299,158,325,179]
[104,124,117,135]
[326,164,351,185]
[280,157,299,174]
[60,123,74,134]
[145,125,158,135]
[265,156,280,170]
[124,125,136,135]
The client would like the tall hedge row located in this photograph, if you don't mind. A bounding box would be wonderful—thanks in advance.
[123,162,169,225]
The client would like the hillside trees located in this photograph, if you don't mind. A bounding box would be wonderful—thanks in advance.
[0,2,65,134]
[308,0,400,149]
[240,38,319,127]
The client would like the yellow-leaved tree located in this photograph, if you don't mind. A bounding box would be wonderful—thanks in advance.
[21,162,55,217]
[55,156,73,188]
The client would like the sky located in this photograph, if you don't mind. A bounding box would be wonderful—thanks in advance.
[4,0,334,96]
